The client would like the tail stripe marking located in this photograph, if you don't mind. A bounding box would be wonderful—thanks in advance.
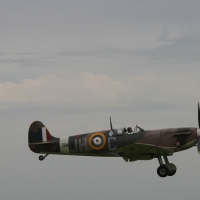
[46,129,51,141]
[42,127,47,141]
[38,128,43,142]
[38,127,51,142]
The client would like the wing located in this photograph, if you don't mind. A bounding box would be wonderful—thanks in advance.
[117,143,176,162]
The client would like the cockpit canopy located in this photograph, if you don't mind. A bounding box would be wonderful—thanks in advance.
[110,125,144,136]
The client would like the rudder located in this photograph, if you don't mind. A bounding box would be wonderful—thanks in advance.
[29,121,52,143]
[28,121,60,154]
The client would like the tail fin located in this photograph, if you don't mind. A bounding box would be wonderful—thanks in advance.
[28,121,60,154]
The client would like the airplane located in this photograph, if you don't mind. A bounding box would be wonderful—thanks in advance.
[28,104,200,178]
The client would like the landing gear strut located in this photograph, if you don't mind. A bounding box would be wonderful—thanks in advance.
[157,154,177,178]
[38,154,49,161]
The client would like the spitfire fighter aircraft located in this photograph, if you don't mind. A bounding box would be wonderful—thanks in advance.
[28,104,200,178]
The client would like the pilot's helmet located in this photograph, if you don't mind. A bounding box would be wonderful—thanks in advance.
[127,127,132,133]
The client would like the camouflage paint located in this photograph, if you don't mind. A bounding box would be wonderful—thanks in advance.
[28,121,198,161]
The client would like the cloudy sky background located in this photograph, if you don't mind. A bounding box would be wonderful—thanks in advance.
[1,1,200,200]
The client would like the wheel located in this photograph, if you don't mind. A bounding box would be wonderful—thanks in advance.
[157,165,170,178]
[39,155,44,161]
[168,170,176,176]
[168,163,177,171]
[167,163,177,176]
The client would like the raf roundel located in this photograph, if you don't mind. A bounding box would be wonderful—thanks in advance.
[92,136,103,146]
[88,132,106,150]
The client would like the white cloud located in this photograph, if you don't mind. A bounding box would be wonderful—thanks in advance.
[0,72,126,105]
[0,71,199,110]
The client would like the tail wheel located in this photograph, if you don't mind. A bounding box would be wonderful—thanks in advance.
[157,164,170,178]
[39,155,44,161]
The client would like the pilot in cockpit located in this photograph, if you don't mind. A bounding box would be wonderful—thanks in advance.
[127,127,133,134]
[124,125,143,134]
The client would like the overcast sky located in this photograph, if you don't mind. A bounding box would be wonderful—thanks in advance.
[1,1,200,200]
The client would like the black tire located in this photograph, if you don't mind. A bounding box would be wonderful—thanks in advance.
[39,155,44,161]
[157,165,170,178]
[168,170,176,176]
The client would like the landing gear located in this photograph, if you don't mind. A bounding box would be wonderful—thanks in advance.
[157,154,177,178]
[157,164,170,177]
[168,170,176,176]
[39,155,44,161]
[38,154,49,161]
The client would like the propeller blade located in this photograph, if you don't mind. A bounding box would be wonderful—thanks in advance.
[197,104,200,154]
[198,138,200,154]
[198,103,200,129]
[197,129,200,154]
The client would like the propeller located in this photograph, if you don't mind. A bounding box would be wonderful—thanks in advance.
[197,103,200,153]
[198,103,200,128]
